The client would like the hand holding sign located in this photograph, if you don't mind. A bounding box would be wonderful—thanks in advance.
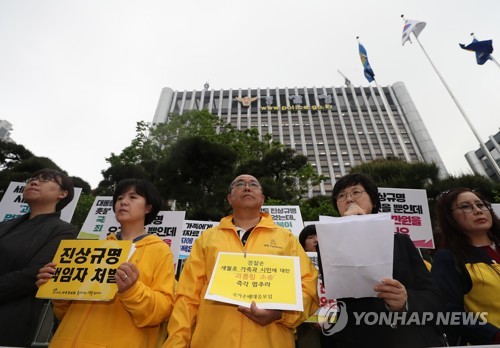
[237,301,283,326]
[36,262,57,288]
[36,239,132,301]
[116,262,139,293]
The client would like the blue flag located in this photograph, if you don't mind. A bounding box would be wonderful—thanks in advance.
[358,43,375,82]
[459,38,493,65]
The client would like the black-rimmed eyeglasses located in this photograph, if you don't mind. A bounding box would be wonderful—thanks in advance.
[452,201,491,214]
[25,175,60,186]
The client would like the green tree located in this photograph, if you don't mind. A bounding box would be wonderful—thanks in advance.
[237,146,323,202]
[159,136,237,220]
[70,192,95,230]
[426,174,500,203]
[350,157,440,189]
[0,141,34,170]
[299,195,338,221]
[98,110,321,219]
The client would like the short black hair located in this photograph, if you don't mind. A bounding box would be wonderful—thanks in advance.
[112,179,163,226]
[30,169,74,211]
[299,224,317,249]
[331,173,380,214]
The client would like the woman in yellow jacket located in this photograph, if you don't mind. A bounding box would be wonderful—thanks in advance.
[37,179,175,348]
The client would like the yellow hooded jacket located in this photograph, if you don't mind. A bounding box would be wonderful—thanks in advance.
[50,234,175,348]
[164,213,319,348]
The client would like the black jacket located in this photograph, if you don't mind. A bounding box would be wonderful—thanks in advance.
[318,233,445,348]
[0,213,77,347]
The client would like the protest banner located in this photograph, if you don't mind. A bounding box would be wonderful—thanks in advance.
[36,239,132,301]
[378,187,434,249]
[205,252,303,311]
[78,196,114,239]
[261,205,304,236]
[179,220,219,260]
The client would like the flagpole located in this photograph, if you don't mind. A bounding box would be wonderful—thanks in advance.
[490,56,500,69]
[357,36,412,162]
[413,35,500,179]
[373,80,411,162]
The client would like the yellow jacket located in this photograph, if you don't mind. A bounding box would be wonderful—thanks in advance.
[50,235,175,348]
[164,213,319,348]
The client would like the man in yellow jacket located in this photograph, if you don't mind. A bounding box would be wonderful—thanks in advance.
[164,174,319,348]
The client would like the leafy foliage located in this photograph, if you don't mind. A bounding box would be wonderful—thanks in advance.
[159,136,237,220]
[0,141,34,170]
[350,157,440,189]
[70,193,95,230]
[299,195,338,221]
[97,110,322,219]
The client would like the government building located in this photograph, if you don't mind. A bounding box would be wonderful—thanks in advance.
[152,82,447,196]
[466,129,500,182]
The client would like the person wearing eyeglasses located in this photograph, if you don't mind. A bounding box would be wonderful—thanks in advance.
[163,174,319,348]
[36,178,175,348]
[0,168,77,347]
[317,173,444,348]
[431,188,500,345]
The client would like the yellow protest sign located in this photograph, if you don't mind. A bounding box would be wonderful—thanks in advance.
[205,252,303,311]
[36,239,132,301]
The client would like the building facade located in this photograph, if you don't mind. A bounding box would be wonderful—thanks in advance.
[465,129,500,181]
[153,82,447,195]
[0,120,13,142]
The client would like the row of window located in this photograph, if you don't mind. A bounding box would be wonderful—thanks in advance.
[172,87,399,116]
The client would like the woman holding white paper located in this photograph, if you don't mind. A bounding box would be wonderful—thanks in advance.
[36,178,175,348]
[317,173,444,348]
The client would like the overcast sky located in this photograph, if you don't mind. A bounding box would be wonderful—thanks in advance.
[1,0,499,189]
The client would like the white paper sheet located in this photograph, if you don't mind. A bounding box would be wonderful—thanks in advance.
[316,213,394,299]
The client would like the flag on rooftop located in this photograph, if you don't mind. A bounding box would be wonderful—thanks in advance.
[459,38,493,65]
[358,42,375,83]
[402,19,426,45]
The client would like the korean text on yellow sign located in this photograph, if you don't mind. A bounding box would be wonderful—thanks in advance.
[205,252,303,311]
[36,239,132,301]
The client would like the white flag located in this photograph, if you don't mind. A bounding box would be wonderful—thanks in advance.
[402,19,426,46]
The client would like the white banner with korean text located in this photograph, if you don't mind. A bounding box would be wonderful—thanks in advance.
[378,187,434,249]
[261,205,304,236]
[179,220,219,260]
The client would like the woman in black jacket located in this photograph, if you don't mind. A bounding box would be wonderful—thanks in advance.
[0,169,77,347]
[318,173,444,348]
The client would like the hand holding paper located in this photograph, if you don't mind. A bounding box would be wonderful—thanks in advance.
[374,277,407,311]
